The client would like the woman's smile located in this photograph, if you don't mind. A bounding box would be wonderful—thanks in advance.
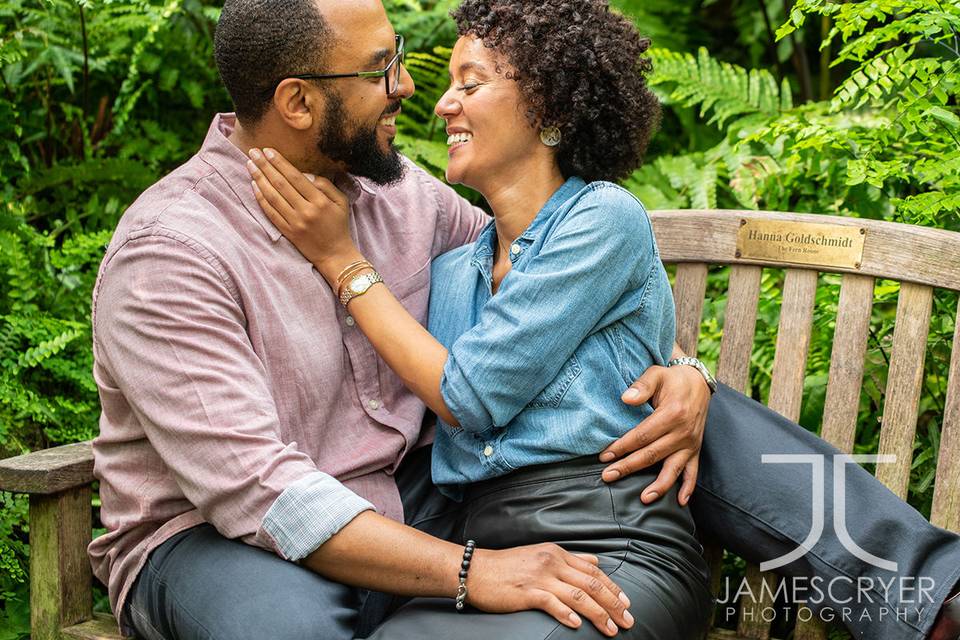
[446,129,473,156]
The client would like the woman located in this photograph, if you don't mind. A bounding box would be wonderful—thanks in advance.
[247,1,713,637]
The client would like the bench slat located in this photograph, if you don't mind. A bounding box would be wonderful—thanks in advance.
[794,275,875,640]
[62,613,126,640]
[738,269,817,639]
[674,263,709,356]
[932,296,960,533]
[876,283,933,498]
[736,564,777,639]
[0,441,95,495]
[718,265,762,393]
[768,269,818,420]
[820,274,875,452]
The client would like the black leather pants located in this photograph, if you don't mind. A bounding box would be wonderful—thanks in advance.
[365,456,714,639]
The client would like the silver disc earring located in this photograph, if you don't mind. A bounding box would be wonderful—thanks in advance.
[540,126,562,147]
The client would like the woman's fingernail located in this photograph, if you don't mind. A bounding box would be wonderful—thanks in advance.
[264,148,276,160]
[622,388,642,402]
[619,591,631,607]
[305,173,316,182]
[246,160,256,173]
[249,148,262,160]
[600,451,615,462]
[568,612,581,626]
[623,610,634,626]
[604,469,621,481]
[251,181,260,194]
[644,491,659,502]
[606,618,618,634]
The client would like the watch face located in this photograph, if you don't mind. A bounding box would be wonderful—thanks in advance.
[350,276,369,294]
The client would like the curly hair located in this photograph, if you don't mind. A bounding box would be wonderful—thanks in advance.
[450,0,661,183]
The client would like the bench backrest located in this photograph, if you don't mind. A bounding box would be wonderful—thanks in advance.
[650,209,960,640]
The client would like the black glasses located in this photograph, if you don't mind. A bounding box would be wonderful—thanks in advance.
[288,35,406,96]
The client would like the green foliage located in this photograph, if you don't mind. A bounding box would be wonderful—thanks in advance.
[0,0,228,635]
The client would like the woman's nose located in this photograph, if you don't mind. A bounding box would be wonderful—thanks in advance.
[434,90,462,119]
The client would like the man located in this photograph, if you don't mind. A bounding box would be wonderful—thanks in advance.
[90,1,960,639]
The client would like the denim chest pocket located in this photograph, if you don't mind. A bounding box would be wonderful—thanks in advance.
[526,354,583,409]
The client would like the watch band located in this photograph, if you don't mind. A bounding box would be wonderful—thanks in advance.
[667,356,718,394]
[339,271,384,307]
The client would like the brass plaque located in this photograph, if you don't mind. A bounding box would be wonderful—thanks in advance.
[736,219,866,269]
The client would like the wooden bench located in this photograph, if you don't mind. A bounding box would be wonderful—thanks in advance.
[1,209,958,640]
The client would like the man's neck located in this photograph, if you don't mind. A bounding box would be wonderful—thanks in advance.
[228,118,343,182]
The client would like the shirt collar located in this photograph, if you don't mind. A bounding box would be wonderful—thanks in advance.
[470,176,587,267]
[197,113,373,242]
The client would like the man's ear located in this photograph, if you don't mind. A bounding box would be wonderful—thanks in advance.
[273,79,320,131]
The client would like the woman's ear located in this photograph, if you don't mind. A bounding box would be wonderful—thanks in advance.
[272,79,319,132]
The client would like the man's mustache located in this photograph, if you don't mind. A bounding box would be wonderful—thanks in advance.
[382,100,402,117]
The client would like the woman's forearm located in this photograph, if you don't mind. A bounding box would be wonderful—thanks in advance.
[320,254,460,426]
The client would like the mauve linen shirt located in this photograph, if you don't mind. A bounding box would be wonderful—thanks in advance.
[89,114,487,625]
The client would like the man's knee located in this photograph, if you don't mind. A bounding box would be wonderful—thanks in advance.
[209,596,357,640]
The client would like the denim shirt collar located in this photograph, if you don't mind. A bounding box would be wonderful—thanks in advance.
[470,176,587,280]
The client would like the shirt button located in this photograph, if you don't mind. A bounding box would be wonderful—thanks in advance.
[510,244,521,256]
[345,316,355,327]
[368,399,381,411]
[483,445,494,457]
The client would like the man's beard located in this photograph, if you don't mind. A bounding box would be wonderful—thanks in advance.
[318,91,405,186]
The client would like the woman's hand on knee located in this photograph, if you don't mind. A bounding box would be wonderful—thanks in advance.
[466,543,634,636]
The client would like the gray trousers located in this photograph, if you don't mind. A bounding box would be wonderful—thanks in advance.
[126,385,960,640]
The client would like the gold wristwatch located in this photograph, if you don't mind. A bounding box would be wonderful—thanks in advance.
[339,271,384,307]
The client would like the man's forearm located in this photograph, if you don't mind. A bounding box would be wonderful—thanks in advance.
[303,510,462,597]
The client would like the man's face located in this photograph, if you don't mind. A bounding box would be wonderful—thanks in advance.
[312,0,415,184]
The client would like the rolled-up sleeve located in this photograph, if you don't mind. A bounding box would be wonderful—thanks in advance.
[440,187,657,431]
[93,229,372,561]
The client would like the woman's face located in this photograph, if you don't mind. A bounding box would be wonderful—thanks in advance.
[434,36,544,190]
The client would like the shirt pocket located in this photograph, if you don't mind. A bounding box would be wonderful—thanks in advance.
[389,262,431,300]
[526,354,583,409]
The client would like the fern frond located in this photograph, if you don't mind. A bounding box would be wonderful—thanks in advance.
[650,47,792,132]
[18,158,155,195]
[17,327,83,370]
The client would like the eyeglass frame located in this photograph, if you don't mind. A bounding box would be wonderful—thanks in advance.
[285,35,406,97]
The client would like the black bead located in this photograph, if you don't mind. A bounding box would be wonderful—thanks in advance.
[461,560,470,569]
[459,569,468,578]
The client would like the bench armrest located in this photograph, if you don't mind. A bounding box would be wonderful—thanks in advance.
[0,441,95,494]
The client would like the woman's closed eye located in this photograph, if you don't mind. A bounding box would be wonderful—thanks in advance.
[458,82,484,94]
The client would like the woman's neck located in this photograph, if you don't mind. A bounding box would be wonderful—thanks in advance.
[481,161,566,250]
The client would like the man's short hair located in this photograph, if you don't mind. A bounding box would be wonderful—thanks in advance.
[214,0,332,124]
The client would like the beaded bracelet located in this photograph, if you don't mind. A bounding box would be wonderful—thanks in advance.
[455,539,476,612]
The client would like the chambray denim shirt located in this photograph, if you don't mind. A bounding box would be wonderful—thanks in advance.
[427,177,676,498]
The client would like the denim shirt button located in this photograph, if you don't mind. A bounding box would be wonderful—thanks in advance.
[368,399,381,411]
[345,316,355,327]
[482,445,494,457]
[510,244,521,256]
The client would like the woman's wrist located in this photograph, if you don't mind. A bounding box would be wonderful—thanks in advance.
[315,248,366,287]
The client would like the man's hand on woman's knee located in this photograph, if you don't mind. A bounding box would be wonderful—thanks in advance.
[468,543,634,637]
[599,363,710,506]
